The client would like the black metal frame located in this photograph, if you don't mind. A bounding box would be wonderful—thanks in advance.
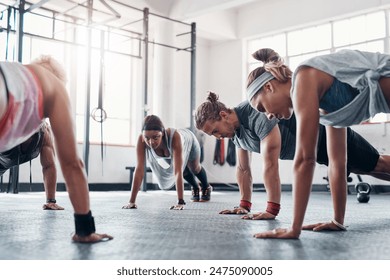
[0,0,196,192]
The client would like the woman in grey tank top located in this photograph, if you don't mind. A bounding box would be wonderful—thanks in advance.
[195,92,390,222]
[246,48,390,239]
[122,115,211,210]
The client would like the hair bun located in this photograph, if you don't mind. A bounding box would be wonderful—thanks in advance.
[252,48,280,64]
[207,91,218,102]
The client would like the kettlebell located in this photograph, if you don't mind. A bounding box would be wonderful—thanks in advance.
[355,182,371,203]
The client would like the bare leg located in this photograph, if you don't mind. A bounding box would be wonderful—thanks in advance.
[40,123,64,210]
[379,77,390,108]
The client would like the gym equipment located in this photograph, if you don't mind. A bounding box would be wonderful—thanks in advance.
[355,182,371,203]
[226,139,236,166]
[324,174,374,201]
[213,138,225,166]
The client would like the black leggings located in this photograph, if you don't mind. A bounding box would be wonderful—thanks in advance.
[316,127,379,174]
[0,129,44,176]
[183,166,209,190]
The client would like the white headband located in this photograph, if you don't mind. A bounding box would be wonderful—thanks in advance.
[246,71,274,101]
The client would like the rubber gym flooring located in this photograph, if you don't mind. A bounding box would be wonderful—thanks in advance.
[0,189,389,260]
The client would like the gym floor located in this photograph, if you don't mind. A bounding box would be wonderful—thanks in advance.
[0,189,389,260]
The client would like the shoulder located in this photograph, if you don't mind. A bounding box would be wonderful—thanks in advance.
[136,134,146,148]
[294,66,334,91]
[25,64,67,103]
[172,129,181,140]
[248,108,275,126]
[171,130,183,150]
[295,65,322,78]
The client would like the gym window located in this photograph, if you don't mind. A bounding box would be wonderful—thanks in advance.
[246,9,390,123]
[0,3,142,146]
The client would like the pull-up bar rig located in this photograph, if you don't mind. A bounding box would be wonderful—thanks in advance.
[1,0,196,192]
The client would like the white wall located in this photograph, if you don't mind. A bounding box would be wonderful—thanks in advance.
[238,0,390,39]
[197,40,245,184]
[199,0,390,186]
[1,143,136,185]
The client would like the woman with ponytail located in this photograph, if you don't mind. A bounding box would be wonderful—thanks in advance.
[122,115,211,210]
[246,48,390,239]
[195,91,390,222]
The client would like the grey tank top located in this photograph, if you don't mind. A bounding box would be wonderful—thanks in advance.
[291,49,390,127]
[146,128,194,190]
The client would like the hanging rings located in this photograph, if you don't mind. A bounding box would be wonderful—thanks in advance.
[91,107,107,123]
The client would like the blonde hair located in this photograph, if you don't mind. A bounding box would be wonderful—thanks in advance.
[247,48,292,88]
[31,55,67,83]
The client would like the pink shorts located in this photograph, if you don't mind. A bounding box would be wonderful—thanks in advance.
[0,62,43,152]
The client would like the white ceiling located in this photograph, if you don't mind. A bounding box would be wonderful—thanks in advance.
[96,0,260,42]
[1,0,260,42]
[135,0,260,42]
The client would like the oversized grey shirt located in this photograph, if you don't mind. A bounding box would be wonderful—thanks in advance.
[291,49,390,127]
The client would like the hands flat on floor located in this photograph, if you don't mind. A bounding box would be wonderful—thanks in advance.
[242,211,276,220]
[170,204,185,210]
[253,221,347,239]
[253,228,300,239]
[302,220,347,231]
[219,206,249,215]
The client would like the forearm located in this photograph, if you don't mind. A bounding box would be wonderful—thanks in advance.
[175,173,185,201]
[328,164,347,224]
[61,159,90,214]
[236,167,252,202]
[325,126,347,225]
[262,165,281,204]
[129,174,143,203]
[292,158,316,233]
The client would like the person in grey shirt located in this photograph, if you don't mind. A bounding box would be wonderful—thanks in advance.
[247,48,390,239]
[195,91,390,220]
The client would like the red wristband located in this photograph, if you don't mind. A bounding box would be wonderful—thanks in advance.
[266,201,280,216]
[239,200,252,211]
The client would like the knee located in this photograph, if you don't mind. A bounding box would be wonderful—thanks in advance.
[62,158,85,174]
[187,161,201,174]
[192,165,202,174]
[42,161,56,173]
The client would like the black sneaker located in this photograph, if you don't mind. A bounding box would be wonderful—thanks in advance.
[191,185,200,202]
[201,185,212,202]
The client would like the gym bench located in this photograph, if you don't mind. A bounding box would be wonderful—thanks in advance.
[125,166,152,187]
